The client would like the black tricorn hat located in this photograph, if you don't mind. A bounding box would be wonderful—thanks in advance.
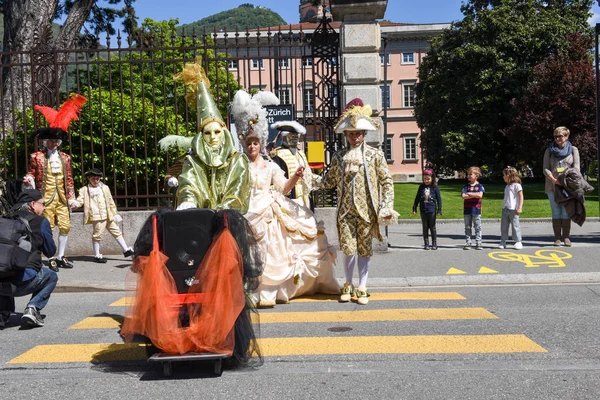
[34,127,66,140]
[84,168,103,178]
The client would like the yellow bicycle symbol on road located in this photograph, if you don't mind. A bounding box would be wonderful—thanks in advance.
[488,250,572,268]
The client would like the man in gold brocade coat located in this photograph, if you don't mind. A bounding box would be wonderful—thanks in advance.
[23,94,87,270]
[316,99,398,305]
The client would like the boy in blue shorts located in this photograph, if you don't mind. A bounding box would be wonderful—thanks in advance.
[462,166,485,250]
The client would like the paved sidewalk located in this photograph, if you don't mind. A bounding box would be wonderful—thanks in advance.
[53,219,600,292]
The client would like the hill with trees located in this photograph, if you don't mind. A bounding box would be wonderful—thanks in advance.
[176,4,287,34]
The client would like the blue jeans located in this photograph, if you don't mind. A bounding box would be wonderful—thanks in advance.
[12,268,58,311]
[464,214,482,244]
[547,192,569,219]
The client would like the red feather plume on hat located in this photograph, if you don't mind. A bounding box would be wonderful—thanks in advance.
[34,93,87,132]
[343,98,364,113]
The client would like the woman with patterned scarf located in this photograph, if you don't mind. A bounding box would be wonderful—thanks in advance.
[542,126,580,246]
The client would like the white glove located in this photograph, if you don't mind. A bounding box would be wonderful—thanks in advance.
[68,200,79,209]
[114,214,123,223]
[167,177,179,187]
[176,202,196,210]
[23,175,35,189]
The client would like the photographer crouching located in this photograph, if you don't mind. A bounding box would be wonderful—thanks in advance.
[0,190,58,329]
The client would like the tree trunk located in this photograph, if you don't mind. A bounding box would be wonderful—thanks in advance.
[1,0,93,134]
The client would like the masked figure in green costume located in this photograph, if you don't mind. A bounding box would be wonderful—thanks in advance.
[173,60,250,213]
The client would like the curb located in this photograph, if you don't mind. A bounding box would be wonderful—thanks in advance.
[55,273,600,293]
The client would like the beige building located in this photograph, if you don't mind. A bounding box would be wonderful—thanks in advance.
[219,6,450,182]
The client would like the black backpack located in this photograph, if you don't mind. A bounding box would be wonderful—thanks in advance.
[0,215,32,279]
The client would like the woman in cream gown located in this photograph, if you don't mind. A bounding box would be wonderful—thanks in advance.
[244,136,340,307]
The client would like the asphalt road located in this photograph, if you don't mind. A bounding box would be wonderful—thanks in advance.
[2,284,600,400]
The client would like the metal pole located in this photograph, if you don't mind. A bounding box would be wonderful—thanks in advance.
[591,1,600,217]
[382,35,390,243]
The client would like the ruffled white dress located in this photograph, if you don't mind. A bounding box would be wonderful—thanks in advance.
[245,159,339,304]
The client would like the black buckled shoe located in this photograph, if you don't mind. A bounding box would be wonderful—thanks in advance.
[58,257,74,269]
[48,258,60,272]
[94,256,107,264]
[123,248,134,258]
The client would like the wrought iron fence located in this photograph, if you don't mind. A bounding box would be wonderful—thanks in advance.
[1,17,340,209]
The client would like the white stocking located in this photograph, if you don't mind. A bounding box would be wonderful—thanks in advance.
[93,242,101,258]
[116,237,129,252]
[343,253,356,285]
[357,256,370,289]
[57,235,68,259]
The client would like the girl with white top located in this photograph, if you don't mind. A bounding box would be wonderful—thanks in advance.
[498,167,524,250]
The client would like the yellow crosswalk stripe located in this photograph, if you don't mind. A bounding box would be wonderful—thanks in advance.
[256,308,497,324]
[7,344,148,364]
[71,307,494,329]
[109,292,466,307]
[291,292,467,302]
[258,335,547,356]
[7,334,546,364]
[70,316,124,329]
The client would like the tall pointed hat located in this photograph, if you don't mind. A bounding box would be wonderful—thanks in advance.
[173,57,236,168]
[173,57,225,132]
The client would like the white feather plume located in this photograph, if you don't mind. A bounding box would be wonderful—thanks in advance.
[158,135,193,151]
[252,91,280,107]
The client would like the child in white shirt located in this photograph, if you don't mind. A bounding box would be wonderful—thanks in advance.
[499,167,524,250]
[71,168,133,262]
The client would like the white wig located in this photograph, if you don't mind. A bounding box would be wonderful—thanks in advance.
[230,90,279,154]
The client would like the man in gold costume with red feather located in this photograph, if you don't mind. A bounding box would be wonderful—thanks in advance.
[23,94,87,270]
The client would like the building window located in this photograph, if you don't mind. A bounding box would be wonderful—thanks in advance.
[251,59,264,70]
[380,53,391,65]
[402,82,416,108]
[303,87,314,112]
[327,84,338,108]
[402,52,415,64]
[250,85,267,95]
[327,57,338,66]
[380,84,391,108]
[403,135,418,161]
[227,60,238,70]
[278,58,291,69]
[302,57,313,68]
[384,134,394,161]
[278,87,291,105]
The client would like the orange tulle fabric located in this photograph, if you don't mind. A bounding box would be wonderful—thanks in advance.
[121,215,246,355]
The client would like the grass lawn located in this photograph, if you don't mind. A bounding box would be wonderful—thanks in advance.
[394,178,599,220]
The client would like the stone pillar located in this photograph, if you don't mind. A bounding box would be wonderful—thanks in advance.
[330,0,387,146]
[326,1,390,252]
[331,1,387,111]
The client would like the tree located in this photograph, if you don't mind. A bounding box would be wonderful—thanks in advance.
[414,0,592,175]
[64,18,241,202]
[502,32,597,174]
[1,0,137,130]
